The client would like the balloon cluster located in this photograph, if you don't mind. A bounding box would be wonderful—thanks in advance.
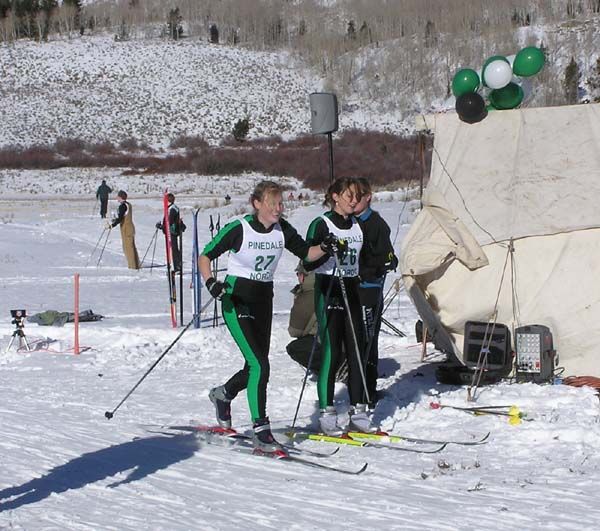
[452,46,545,124]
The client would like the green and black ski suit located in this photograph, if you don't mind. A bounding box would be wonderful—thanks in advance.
[202,214,311,423]
[304,211,366,409]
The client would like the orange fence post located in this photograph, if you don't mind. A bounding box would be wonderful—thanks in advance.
[74,273,80,355]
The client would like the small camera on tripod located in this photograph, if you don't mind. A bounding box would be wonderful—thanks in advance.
[10,309,27,325]
[7,309,30,352]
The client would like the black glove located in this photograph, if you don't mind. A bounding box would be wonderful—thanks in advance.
[206,277,226,300]
[155,222,163,231]
[320,233,340,256]
[180,222,187,233]
[385,253,399,272]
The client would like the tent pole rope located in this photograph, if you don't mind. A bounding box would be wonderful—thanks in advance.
[509,239,522,343]
[467,243,512,401]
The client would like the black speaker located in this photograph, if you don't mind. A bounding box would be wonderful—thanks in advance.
[309,92,338,134]
[463,321,511,372]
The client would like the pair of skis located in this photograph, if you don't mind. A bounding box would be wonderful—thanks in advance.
[163,190,186,328]
[148,424,366,475]
[285,428,489,452]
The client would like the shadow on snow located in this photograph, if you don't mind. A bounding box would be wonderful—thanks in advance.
[0,433,199,511]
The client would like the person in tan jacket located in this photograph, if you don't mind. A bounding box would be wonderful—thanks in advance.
[109,190,140,270]
[286,261,347,382]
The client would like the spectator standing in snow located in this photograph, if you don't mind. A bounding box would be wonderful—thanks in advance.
[354,178,398,408]
[304,177,376,435]
[198,180,332,455]
[156,193,186,272]
[96,180,112,218]
[109,190,140,270]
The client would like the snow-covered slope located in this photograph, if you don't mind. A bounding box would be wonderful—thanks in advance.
[0,35,410,149]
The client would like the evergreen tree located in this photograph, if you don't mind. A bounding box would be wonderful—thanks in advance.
[40,0,58,39]
[232,117,250,142]
[209,23,218,44]
[564,57,581,104]
[167,7,183,40]
[347,20,356,40]
[586,57,600,102]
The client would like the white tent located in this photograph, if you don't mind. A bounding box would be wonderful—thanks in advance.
[401,103,600,377]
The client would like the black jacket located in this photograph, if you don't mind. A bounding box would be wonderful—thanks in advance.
[356,207,397,283]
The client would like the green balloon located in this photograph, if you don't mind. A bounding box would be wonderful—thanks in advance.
[489,82,524,110]
[482,55,509,87]
[452,69,480,98]
[513,47,545,77]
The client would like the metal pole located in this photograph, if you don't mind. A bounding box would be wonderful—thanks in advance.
[327,132,335,184]
[104,299,214,420]
[332,253,370,405]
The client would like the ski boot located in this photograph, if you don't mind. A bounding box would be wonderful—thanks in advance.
[252,418,287,457]
[319,406,345,436]
[208,385,232,429]
[348,403,377,433]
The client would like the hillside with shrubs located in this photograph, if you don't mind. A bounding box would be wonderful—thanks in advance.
[1,0,599,188]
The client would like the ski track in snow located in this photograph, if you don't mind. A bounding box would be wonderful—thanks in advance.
[1,174,600,530]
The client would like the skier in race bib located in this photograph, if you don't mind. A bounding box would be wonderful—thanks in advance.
[304,177,376,435]
[198,180,336,454]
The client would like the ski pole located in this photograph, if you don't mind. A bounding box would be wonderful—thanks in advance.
[212,214,221,327]
[96,227,112,267]
[290,266,337,433]
[179,231,184,326]
[86,228,106,267]
[140,228,159,268]
[359,276,387,404]
[149,225,159,274]
[332,252,371,405]
[105,299,214,420]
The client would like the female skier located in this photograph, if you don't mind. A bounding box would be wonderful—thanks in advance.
[304,177,376,435]
[198,181,335,454]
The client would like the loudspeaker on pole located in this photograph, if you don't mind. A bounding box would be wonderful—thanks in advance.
[309,92,339,135]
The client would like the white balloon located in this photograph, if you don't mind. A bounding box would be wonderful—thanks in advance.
[483,60,513,89]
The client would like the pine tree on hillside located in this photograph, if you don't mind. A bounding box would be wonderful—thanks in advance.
[347,20,356,40]
[232,118,251,142]
[40,0,58,41]
[586,57,600,102]
[209,23,219,44]
[564,57,581,104]
[167,7,183,40]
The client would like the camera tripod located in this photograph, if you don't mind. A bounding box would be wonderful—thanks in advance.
[6,317,31,352]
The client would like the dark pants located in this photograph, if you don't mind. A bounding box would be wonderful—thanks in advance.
[171,234,182,272]
[222,295,272,422]
[99,198,108,218]
[359,286,383,404]
[286,335,348,383]
[315,274,365,408]
[287,335,322,372]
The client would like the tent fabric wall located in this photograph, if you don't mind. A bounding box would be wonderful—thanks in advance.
[401,103,600,377]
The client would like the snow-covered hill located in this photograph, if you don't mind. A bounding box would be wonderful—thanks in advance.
[0,35,409,149]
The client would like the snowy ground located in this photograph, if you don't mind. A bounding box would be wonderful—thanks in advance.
[1,172,600,530]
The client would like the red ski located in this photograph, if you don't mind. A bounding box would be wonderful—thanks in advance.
[163,190,177,328]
